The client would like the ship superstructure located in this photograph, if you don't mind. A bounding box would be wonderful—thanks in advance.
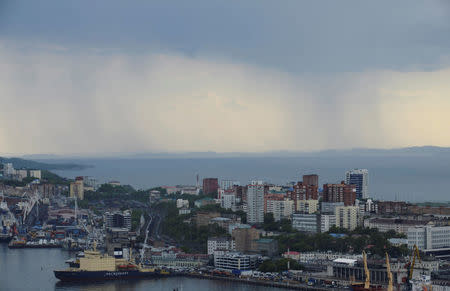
[54,244,169,281]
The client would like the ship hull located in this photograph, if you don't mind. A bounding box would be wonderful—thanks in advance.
[54,270,165,282]
[0,235,12,243]
[350,285,384,291]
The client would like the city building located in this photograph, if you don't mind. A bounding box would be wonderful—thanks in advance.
[376,201,409,215]
[3,163,15,175]
[321,201,345,214]
[108,180,121,186]
[320,214,336,233]
[29,170,41,179]
[194,197,217,208]
[194,211,221,227]
[104,210,132,231]
[302,174,319,187]
[345,169,369,199]
[265,197,294,221]
[16,169,28,180]
[292,213,319,233]
[335,206,359,231]
[203,178,219,195]
[408,225,450,254]
[287,180,318,211]
[213,252,258,271]
[282,251,301,260]
[69,177,84,200]
[220,180,240,190]
[322,182,356,206]
[364,218,430,234]
[82,176,98,191]
[220,190,237,211]
[207,237,236,255]
[228,223,251,235]
[232,227,260,253]
[246,182,265,224]
[297,199,319,214]
[255,238,278,257]
[178,208,191,215]
[105,228,135,257]
[176,199,189,209]
[151,252,209,268]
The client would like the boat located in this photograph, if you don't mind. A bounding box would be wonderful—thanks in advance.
[0,233,12,243]
[54,244,170,281]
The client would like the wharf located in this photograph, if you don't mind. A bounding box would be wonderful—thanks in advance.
[181,272,344,290]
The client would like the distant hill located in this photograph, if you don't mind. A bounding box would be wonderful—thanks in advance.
[13,146,450,159]
[0,157,88,170]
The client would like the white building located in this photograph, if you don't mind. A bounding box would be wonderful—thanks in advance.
[364,218,429,234]
[176,199,189,209]
[408,226,450,252]
[213,251,258,271]
[246,182,265,224]
[179,208,191,215]
[297,252,362,263]
[321,202,344,214]
[220,192,237,211]
[220,180,240,190]
[335,206,359,231]
[266,199,294,221]
[345,169,369,199]
[207,237,236,255]
[3,163,15,175]
[297,199,319,214]
[29,170,41,179]
[292,213,319,233]
[320,214,336,233]
[16,169,28,180]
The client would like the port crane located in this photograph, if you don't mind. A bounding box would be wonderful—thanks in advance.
[408,244,421,280]
[385,252,393,291]
[363,250,370,289]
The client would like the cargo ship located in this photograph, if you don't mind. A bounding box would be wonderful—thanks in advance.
[54,245,170,281]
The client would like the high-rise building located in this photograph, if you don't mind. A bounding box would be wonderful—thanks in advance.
[322,182,357,206]
[3,163,15,176]
[345,169,369,199]
[303,174,318,187]
[29,170,41,179]
[320,214,336,233]
[297,199,319,214]
[220,191,237,211]
[246,182,265,224]
[335,206,359,231]
[232,227,260,253]
[70,176,84,200]
[287,182,318,211]
[220,180,240,190]
[104,210,132,230]
[203,178,219,195]
[292,213,319,233]
[265,198,294,221]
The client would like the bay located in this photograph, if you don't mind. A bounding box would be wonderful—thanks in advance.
[0,244,284,291]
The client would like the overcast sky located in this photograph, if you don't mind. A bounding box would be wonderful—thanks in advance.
[1,0,450,155]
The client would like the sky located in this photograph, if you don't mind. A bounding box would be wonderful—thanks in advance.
[1,0,450,155]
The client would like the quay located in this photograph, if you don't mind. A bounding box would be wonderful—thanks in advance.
[180,272,345,290]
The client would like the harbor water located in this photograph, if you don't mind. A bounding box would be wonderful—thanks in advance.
[0,244,285,291]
